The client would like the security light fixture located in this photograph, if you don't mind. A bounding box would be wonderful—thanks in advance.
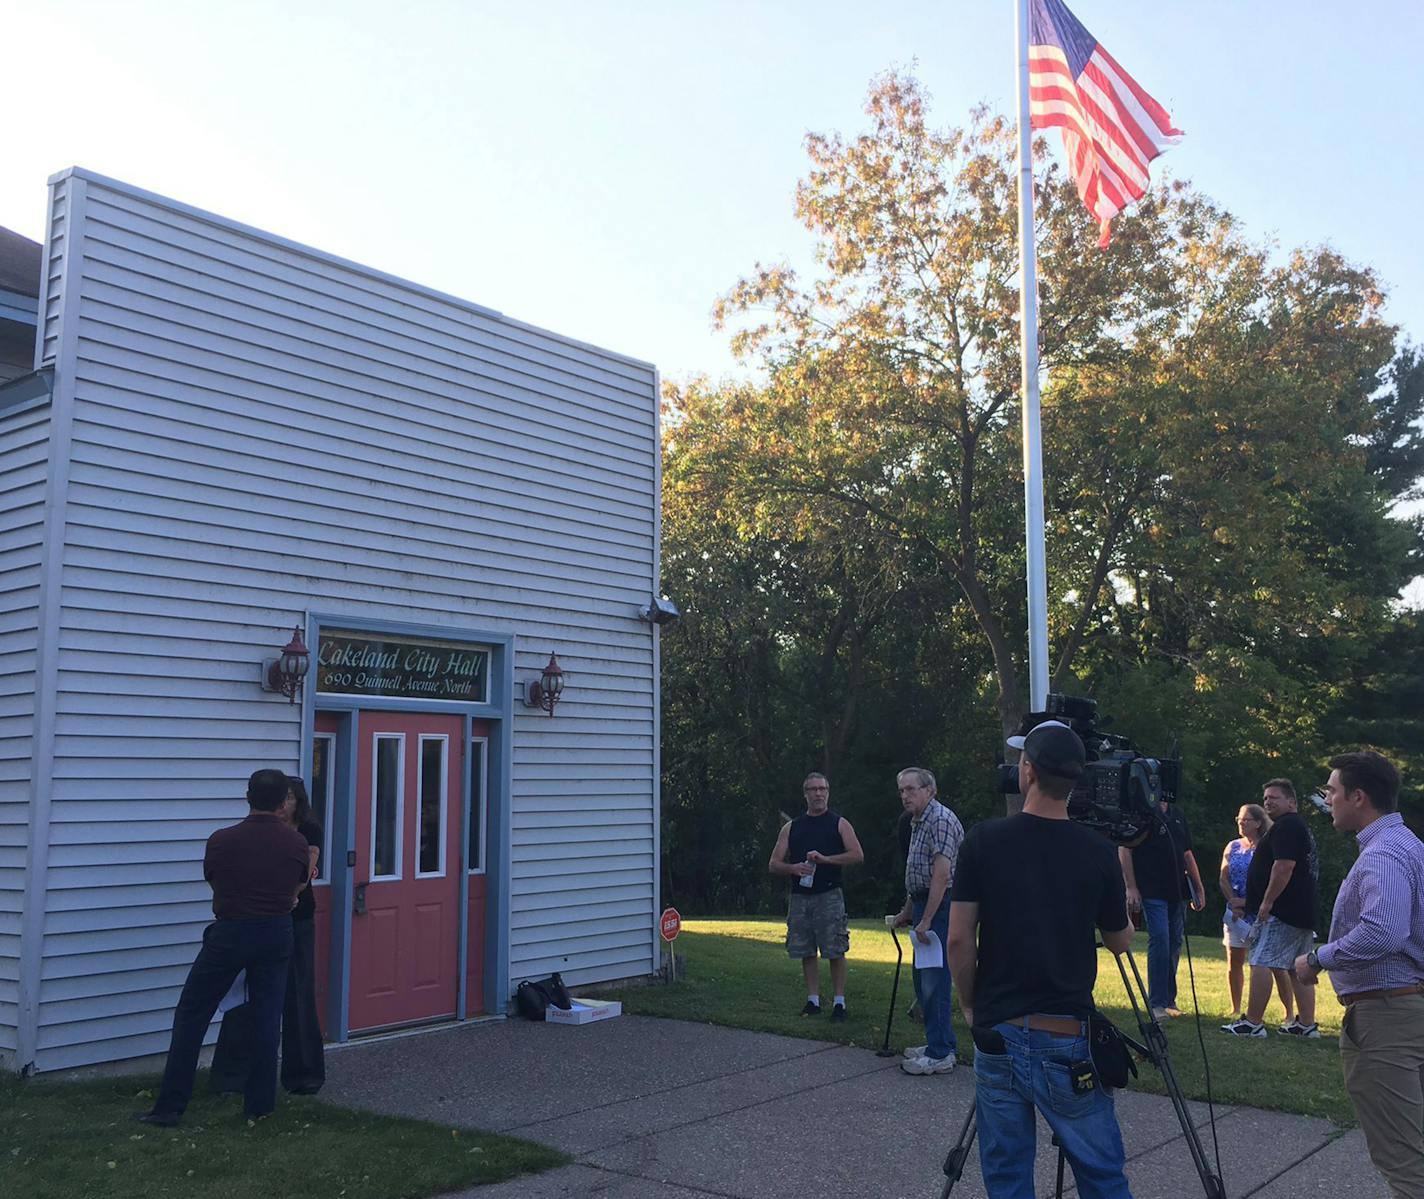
[638,595,681,625]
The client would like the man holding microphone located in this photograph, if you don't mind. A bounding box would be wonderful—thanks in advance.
[1294,751,1424,1199]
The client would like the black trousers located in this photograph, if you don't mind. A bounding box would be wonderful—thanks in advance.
[156,917,292,1119]
[281,916,325,1092]
[211,916,324,1096]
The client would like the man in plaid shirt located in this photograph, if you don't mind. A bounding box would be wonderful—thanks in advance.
[891,767,965,1075]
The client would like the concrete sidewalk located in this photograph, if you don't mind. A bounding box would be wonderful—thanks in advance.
[320,1015,1385,1199]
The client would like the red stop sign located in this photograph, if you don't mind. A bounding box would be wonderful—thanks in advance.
[659,907,681,942]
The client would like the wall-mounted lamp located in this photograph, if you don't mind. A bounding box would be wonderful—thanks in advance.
[525,652,565,716]
[262,623,311,704]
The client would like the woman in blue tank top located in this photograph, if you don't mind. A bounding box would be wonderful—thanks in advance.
[1218,804,1269,1020]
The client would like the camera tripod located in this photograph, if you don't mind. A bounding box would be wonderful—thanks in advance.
[937,948,1226,1199]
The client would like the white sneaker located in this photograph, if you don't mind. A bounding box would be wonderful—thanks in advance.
[902,1044,928,1059]
[902,1052,956,1075]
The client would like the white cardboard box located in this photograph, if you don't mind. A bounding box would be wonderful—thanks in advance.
[545,998,622,1025]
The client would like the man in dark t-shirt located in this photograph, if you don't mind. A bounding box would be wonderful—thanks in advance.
[768,773,864,1019]
[1224,777,1321,1037]
[948,721,1133,1198]
[1119,802,1206,1018]
[139,769,308,1127]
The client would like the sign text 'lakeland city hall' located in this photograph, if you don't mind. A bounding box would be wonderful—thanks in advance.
[316,630,491,702]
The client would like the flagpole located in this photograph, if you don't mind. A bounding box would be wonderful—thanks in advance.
[1015,0,1050,712]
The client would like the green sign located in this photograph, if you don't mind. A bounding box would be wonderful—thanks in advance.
[316,630,491,702]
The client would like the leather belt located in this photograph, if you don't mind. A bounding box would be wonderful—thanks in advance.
[1340,982,1424,1006]
[910,891,930,902]
[1011,1014,1085,1036]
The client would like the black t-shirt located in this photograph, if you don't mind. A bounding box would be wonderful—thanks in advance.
[952,813,1128,1028]
[1128,804,1193,901]
[292,819,323,921]
[1244,811,1317,930]
[786,809,845,894]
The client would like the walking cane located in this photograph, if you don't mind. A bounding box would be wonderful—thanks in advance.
[876,915,903,1057]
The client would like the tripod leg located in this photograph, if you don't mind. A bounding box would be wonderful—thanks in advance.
[1054,1141,1067,1199]
[1112,949,1226,1199]
[939,1099,977,1199]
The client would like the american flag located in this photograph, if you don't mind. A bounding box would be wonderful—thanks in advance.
[1028,0,1181,247]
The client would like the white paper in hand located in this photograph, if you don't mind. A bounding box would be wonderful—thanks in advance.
[912,930,943,969]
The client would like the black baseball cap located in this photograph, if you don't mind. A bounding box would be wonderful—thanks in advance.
[1006,719,1085,780]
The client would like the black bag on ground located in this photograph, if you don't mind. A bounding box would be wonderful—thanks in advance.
[514,973,574,1020]
[515,980,550,1021]
[540,972,572,1010]
[1088,1008,1138,1090]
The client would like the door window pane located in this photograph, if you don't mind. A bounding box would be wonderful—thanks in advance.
[373,735,402,878]
[418,737,446,877]
[309,734,334,885]
[468,739,487,872]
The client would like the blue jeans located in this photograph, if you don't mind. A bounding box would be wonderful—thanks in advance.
[911,897,956,1059]
[154,917,293,1119]
[1141,898,1183,1009]
[974,1021,1132,1198]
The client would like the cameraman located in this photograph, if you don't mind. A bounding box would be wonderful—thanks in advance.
[1118,795,1206,1019]
[947,720,1134,1198]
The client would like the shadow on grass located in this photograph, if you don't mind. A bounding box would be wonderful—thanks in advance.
[0,1068,568,1199]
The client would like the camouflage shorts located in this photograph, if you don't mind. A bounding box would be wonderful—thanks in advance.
[786,888,850,959]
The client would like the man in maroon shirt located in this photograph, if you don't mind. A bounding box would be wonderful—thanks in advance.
[139,769,309,1126]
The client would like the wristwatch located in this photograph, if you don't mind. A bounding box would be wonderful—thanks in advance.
[1306,949,1321,971]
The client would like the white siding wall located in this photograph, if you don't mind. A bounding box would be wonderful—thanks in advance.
[33,170,659,1070]
[0,400,49,1062]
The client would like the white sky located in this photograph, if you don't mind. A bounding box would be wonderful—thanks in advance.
[5,0,1421,602]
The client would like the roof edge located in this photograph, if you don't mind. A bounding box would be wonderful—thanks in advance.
[46,167,657,374]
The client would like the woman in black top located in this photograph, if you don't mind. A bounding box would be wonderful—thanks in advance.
[281,777,325,1094]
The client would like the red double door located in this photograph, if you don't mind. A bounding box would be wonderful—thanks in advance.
[311,712,464,1033]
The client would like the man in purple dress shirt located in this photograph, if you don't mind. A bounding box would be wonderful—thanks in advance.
[1294,751,1424,1199]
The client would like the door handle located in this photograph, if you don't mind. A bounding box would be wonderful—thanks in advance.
[354,882,368,916]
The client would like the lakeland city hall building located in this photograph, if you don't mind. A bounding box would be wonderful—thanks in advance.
[0,169,666,1074]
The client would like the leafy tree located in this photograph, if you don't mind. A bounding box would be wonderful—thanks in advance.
[707,72,1405,739]
[1367,343,1424,503]
[658,71,1420,917]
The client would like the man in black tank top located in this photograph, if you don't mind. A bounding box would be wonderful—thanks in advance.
[769,773,865,1019]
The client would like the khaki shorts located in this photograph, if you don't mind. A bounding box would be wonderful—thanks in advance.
[786,888,850,959]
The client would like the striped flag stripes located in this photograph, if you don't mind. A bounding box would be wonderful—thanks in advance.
[1028,0,1181,247]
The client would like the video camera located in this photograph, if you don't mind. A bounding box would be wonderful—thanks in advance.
[997,693,1181,847]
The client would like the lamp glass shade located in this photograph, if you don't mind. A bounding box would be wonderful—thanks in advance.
[272,625,310,700]
[280,647,310,681]
[541,654,564,697]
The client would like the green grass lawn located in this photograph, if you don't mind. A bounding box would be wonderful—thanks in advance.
[611,918,1353,1126]
[0,1070,568,1199]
